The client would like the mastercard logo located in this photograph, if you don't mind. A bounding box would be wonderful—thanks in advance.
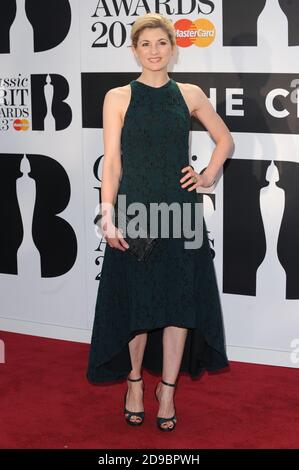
[175,18,216,48]
[13,119,30,131]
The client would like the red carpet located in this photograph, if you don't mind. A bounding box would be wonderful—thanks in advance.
[0,330,299,449]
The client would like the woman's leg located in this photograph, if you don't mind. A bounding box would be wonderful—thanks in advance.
[125,332,148,423]
[156,326,188,429]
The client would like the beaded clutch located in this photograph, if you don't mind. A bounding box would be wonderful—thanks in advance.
[94,211,158,262]
[114,211,158,262]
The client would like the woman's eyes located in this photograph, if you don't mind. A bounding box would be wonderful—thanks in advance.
[142,42,167,46]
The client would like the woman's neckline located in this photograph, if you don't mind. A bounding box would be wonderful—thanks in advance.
[133,78,172,90]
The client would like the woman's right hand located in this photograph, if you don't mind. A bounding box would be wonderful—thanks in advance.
[101,219,130,251]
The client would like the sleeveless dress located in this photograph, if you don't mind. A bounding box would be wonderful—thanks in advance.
[87,78,229,383]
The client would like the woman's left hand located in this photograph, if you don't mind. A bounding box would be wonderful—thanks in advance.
[180,165,215,191]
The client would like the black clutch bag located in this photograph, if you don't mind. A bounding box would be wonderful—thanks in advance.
[114,211,158,262]
[94,211,158,262]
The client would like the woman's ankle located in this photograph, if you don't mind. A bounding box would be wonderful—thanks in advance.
[127,372,142,381]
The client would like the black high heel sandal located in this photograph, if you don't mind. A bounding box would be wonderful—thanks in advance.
[124,376,145,426]
[155,379,177,432]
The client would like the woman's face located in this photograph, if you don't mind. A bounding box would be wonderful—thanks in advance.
[133,27,174,71]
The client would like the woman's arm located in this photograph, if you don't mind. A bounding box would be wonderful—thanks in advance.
[101,89,123,219]
[181,84,235,191]
[100,88,129,251]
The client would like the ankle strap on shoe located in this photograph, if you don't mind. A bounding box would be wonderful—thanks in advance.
[127,376,142,382]
[161,379,176,387]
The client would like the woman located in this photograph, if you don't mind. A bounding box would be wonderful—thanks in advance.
[87,12,234,432]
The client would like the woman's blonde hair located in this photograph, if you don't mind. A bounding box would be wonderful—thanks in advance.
[130,13,176,49]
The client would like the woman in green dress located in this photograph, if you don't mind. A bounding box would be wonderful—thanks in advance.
[87,12,234,432]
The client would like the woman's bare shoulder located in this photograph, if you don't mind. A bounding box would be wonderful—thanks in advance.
[105,84,131,98]
[176,81,207,115]
[175,82,203,115]
[176,81,203,94]
[104,85,131,124]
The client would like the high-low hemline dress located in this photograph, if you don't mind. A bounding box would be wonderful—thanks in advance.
[87,78,229,383]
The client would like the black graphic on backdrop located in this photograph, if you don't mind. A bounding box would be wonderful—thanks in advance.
[223,0,299,46]
[275,160,299,299]
[31,74,72,131]
[223,159,299,299]
[81,72,298,135]
[223,0,266,46]
[0,154,23,275]
[0,0,71,53]
[278,0,299,46]
[0,153,77,277]
[0,0,16,53]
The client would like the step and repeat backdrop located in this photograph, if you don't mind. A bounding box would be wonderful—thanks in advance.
[0,0,299,368]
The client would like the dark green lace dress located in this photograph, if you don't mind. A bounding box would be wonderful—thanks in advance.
[87,78,228,383]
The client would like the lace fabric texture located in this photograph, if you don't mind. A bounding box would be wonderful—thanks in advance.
[87,79,229,383]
